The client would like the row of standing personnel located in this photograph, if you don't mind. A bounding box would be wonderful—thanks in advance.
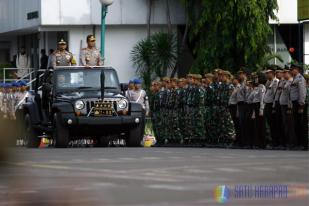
[232,65,308,150]
[150,66,308,149]
[150,71,235,145]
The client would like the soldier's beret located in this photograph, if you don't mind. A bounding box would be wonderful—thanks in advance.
[237,70,246,74]
[222,71,232,77]
[87,35,96,42]
[12,82,19,87]
[133,79,142,84]
[20,80,28,86]
[58,39,67,45]
[186,74,194,78]
[204,73,214,78]
[265,69,275,73]
[162,77,170,81]
[171,77,178,82]
[195,74,203,79]
[178,78,186,82]
[213,68,223,73]
[290,63,302,71]
[129,80,134,84]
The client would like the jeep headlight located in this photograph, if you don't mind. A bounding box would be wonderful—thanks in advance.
[118,99,128,109]
[75,100,85,110]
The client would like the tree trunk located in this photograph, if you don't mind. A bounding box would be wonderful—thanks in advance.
[166,0,172,34]
[171,17,189,78]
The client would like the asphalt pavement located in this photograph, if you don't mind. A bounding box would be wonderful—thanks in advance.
[0,147,308,206]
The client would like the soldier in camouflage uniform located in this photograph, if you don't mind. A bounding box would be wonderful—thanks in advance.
[192,74,206,142]
[51,39,76,68]
[218,71,234,143]
[150,81,161,141]
[176,78,187,143]
[161,77,171,143]
[183,74,195,142]
[202,73,214,143]
[167,78,178,142]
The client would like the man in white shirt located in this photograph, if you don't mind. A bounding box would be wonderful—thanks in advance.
[16,47,31,79]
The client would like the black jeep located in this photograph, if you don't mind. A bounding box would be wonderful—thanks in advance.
[21,67,145,148]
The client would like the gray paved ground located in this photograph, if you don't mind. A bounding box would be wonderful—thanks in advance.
[0,148,308,206]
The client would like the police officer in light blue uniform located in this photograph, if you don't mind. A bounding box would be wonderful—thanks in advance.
[289,64,308,150]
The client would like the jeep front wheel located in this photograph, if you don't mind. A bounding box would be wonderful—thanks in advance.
[127,118,145,147]
[24,114,40,148]
[53,113,69,148]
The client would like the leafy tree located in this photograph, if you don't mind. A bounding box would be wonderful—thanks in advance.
[181,0,278,74]
[131,32,177,91]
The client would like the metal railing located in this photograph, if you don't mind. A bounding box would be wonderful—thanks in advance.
[2,68,45,90]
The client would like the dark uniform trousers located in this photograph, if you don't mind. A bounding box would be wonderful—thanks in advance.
[252,103,266,148]
[237,102,249,146]
[280,105,296,146]
[264,103,277,145]
[273,101,285,145]
[247,103,255,147]
[229,104,241,144]
[292,101,308,149]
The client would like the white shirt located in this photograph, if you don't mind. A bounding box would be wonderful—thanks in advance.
[16,53,31,78]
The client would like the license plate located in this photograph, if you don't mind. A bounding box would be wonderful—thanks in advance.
[93,101,113,116]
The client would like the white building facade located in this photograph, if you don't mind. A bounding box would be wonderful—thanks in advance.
[0,0,308,82]
[0,0,185,82]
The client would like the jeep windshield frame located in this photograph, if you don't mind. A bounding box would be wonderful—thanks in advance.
[53,67,120,93]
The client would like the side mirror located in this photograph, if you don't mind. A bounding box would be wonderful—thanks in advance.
[120,83,128,92]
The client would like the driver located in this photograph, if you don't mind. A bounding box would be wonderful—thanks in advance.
[57,74,68,87]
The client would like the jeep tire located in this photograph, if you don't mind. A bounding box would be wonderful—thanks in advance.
[127,115,145,147]
[53,113,69,148]
[24,113,40,148]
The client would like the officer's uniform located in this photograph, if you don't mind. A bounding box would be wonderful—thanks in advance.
[251,84,266,148]
[279,77,296,146]
[236,80,248,146]
[80,35,102,66]
[290,72,307,148]
[51,39,75,67]
[263,73,279,146]
[273,72,285,146]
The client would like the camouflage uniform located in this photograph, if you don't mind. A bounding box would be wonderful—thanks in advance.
[192,83,206,141]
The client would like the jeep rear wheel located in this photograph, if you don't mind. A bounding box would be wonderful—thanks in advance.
[24,114,40,148]
[53,113,69,148]
[96,136,110,147]
[127,117,145,147]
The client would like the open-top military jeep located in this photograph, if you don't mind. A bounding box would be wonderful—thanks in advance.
[21,66,145,148]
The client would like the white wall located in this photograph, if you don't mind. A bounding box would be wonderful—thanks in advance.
[304,23,309,65]
[0,0,40,33]
[269,0,298,24]
[41,0,185,25]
